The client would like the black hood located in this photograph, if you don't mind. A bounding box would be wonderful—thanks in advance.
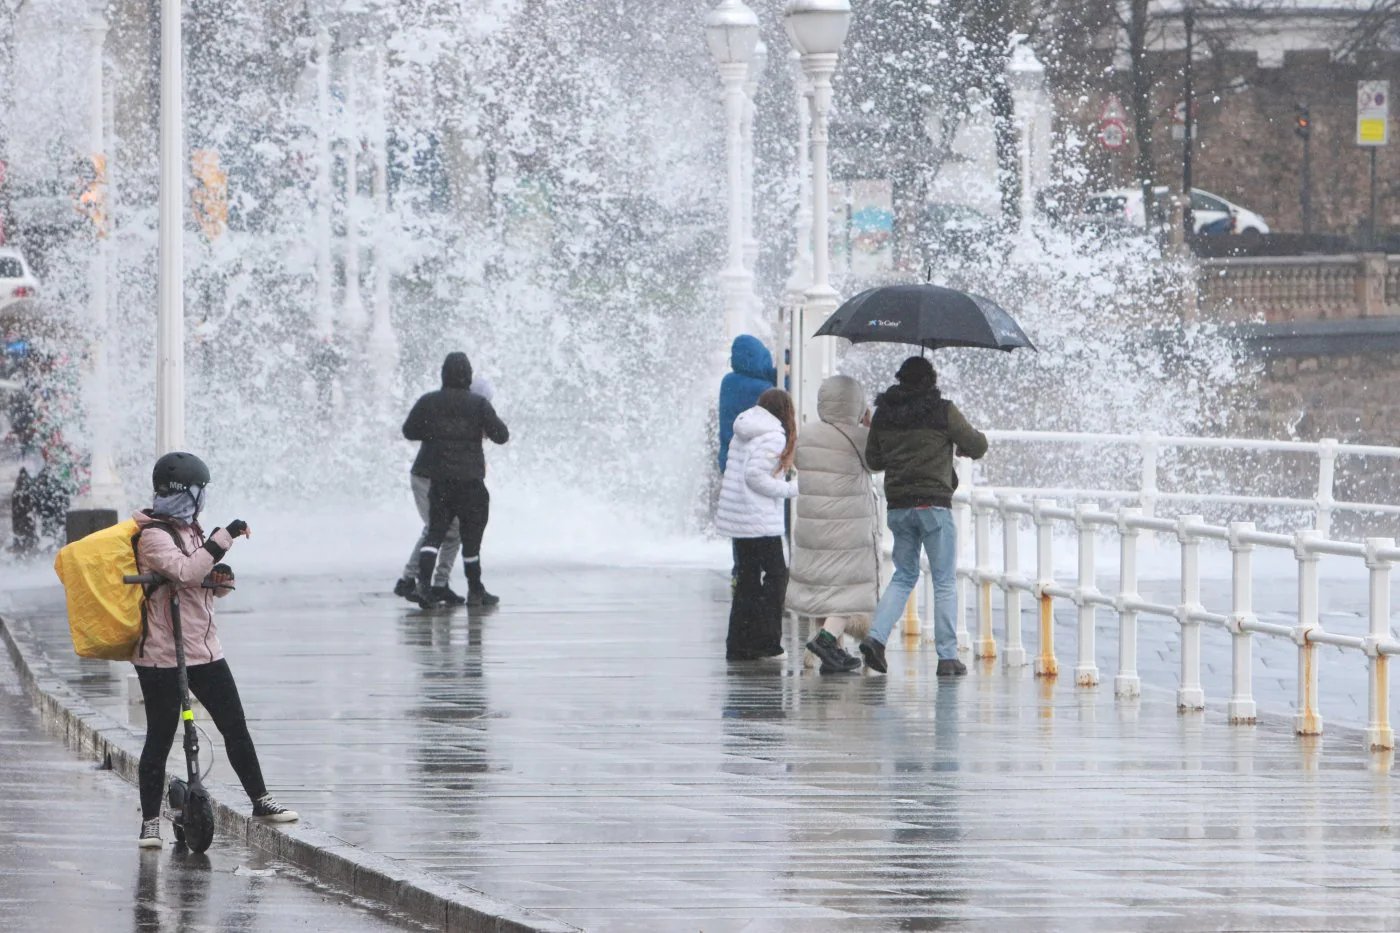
[872,382,947,430]
[441,352,473,390]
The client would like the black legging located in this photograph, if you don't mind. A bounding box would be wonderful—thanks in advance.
[136,659,267,820]
[727,536,788,659]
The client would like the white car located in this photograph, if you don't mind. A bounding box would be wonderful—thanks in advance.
[0,247,39,307]
[1080,187,1270,235]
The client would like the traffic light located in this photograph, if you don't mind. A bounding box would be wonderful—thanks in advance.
[190,149,228,241]
[75,154,108,237]
[1294,103,1311,139]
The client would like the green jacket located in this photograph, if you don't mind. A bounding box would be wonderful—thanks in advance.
[865,384,988,509]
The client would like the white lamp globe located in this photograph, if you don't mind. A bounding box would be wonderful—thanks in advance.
[783,0,852,56]
[706,0,761,66]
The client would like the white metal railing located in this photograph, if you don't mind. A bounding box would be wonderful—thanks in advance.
[975,430,1400,536]
[939,491,1400,752]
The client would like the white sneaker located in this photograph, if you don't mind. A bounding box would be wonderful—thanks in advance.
[138,817,163,848]
[252,794,299,823]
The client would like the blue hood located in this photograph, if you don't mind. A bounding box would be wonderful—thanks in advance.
[730,335,773,381]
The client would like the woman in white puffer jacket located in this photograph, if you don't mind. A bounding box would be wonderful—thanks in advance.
[715,389,798,660]
[785,375,881,674]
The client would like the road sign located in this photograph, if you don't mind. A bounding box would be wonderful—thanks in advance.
[1099,119,1128,151]
[1358,80,1389,147]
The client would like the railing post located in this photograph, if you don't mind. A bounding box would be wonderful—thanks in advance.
[1315,438,1337,538]
[953,459,973,654]
[974,492,997,660]
[1293,529,1324,736]
[1139,432,1160,520]
[1032,498,1058,678]
[1074,501,1100,687]
[1002,496,1027,667]
[1176,515,1206,710]
[1226,521,1257,724]
[1365,537,1395,750]
[1114,508,1142,699]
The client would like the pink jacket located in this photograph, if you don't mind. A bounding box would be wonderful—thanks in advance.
[130,510,235,668]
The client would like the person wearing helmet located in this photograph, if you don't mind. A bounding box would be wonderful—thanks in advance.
[131,452,298,848]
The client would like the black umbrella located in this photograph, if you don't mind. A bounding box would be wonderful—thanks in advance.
[814,284,1036,352]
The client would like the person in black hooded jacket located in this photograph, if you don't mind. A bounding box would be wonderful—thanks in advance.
[403,352,510,607]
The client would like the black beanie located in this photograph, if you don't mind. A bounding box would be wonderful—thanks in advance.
[895,356,936,388]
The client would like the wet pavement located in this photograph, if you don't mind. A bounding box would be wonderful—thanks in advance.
[8,561,1400,931]
[0,640,427,933]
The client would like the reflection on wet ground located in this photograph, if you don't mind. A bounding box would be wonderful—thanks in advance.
[0,642,426,933]
[9,563,1400,932]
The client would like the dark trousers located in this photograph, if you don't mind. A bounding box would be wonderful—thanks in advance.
[727,536,788,659]
[422,477,491,590]
[136,659,266,820]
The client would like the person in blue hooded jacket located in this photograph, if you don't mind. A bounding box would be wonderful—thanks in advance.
[718,335,778,472]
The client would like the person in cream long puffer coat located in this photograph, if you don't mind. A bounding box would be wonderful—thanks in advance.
[715,390,799,660]
[786,375,882,674]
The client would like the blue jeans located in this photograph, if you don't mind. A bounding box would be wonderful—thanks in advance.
[870,507,958,659]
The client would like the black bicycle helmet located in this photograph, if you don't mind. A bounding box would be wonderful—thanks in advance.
[152,452,211,495]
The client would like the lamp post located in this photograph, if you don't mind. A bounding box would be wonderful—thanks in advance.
[741,38,767,330]
[81,0,122,508]
[156,0,185,453]
[313,27,334,340]
[1181,3,1196,237]
[368,47,399,408]
[1008,43,1045,248]
[705,0,760,346]
[340,42,367,338]
[784,0,851,427]
[783,50,814,401]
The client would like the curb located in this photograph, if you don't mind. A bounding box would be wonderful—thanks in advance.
[0,613,581,933]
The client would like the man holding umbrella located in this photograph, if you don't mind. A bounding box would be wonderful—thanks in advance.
[812,281,1032,674]
[858,356,986,675]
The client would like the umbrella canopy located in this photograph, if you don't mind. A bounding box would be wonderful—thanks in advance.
[814,284,1036,352]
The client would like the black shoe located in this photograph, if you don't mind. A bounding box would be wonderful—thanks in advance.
[467,588,499,607]
[806,631,860,673]
[393,577,417,600]
[859,637,888,674]
[936,658,968,676]
[430,585,467,606]
[413,584,440,609]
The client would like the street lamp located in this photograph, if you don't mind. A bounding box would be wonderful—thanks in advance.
[1008,42,1045,246]
[784,0,851,426]
[741,38,767,326]
[81,0,123,510]
[782,49,814,402]
[156,0,185,453]
[368,46,400,410]
[705,0,760,345]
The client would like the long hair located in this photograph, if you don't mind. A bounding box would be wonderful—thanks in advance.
[756,388,797,475]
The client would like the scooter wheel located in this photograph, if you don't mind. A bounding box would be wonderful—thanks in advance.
[183,786,215,854]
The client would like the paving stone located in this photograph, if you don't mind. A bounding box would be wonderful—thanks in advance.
[7,564,1400,931]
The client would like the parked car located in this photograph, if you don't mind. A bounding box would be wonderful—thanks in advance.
[0,248,39,309]
[1076,187,1270,236]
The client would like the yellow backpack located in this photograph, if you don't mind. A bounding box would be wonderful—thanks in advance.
[53,518,174,661]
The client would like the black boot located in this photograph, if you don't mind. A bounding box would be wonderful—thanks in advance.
[464,559,499,607]
[805,630,860,673]
[415,551,440,607]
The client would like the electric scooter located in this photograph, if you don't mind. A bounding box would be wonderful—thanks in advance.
[123,571,218,853]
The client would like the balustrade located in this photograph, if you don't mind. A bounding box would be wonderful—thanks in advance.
[1199,254,1399,322]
